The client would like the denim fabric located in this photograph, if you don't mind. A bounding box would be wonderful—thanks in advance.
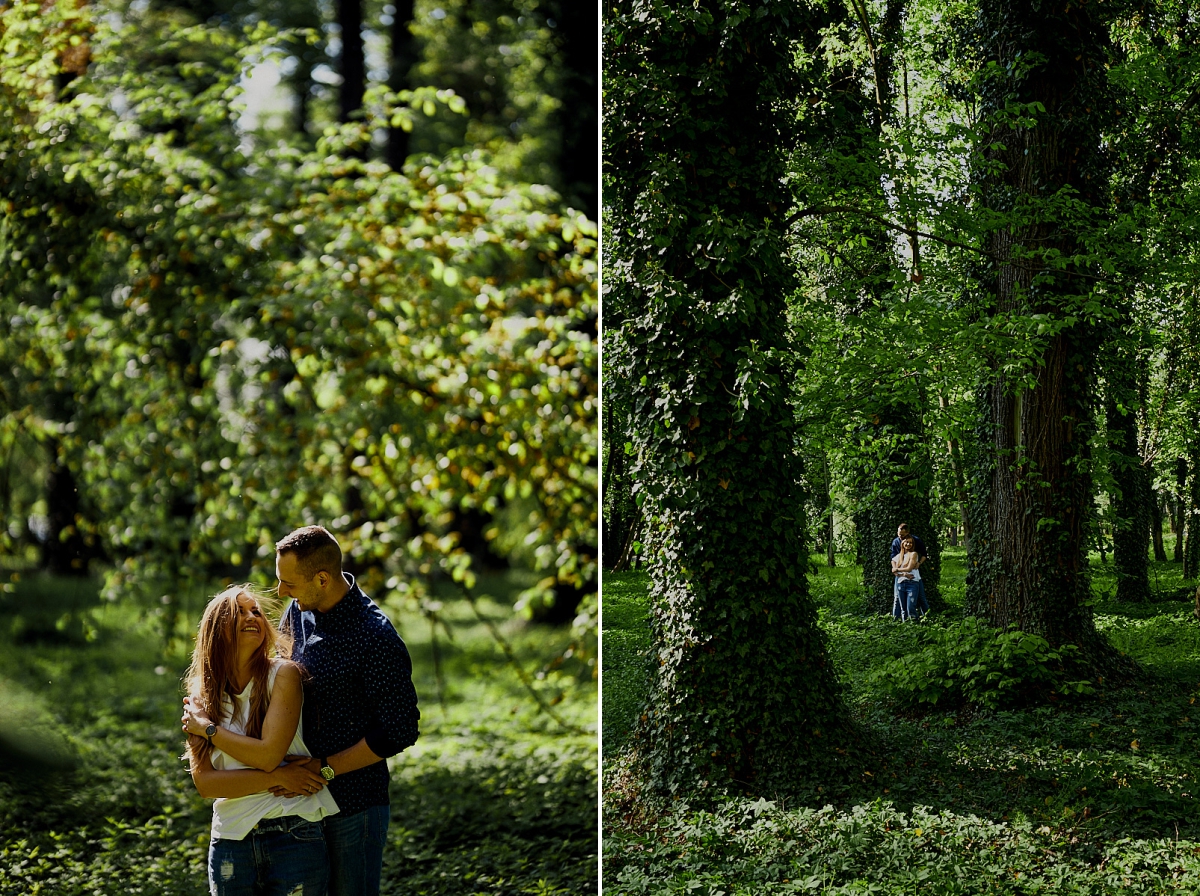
[914,580,930,616]
[324,805,390,896]
[891,577,907,620]
[893,578,929,621]
[208,815,328,896]
[899,579,923,622]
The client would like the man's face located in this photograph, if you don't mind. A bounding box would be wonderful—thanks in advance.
[276,551,322,612]
[898,525,909,539]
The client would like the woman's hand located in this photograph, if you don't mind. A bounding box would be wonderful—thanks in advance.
[269,757,327,798]
[181,695,213,738]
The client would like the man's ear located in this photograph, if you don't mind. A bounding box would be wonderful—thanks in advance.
[315,570,330,589]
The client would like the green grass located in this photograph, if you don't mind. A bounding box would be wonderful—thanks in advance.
[0,572,597,896]
[603,550,1200,894]
[601,571,653,754]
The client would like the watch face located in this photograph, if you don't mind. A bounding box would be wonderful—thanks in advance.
[321,766,335,781]
[205,724,217,737]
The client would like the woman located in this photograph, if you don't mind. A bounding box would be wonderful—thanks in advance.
[181,586,338,896]
[891,535,924,622]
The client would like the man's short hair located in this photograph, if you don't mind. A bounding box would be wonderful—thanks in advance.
[897,522,910,530]
[276,526,343,580]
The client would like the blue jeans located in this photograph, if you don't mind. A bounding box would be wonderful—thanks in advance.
[898,579,923,621]
[208,815,328,896]
[324,805,390,896]
[892,577,928,620]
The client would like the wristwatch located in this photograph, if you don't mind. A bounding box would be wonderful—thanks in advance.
[204,723,218,741]
[319,758,335,781]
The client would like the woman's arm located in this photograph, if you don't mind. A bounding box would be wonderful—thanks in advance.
[183,664,304,772]
[189,743,327,800]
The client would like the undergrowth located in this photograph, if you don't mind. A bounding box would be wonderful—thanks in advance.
[602,548,1200,893]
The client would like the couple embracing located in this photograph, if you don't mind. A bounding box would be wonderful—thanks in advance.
[180,525,419,896]
[890,521,929,622]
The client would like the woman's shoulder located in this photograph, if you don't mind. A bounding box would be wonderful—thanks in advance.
[268,658,301,685]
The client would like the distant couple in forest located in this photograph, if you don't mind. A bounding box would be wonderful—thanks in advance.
[179,525,419,896]
[891,521,929,622]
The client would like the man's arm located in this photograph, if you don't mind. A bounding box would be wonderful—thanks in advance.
[272,624,418,796]
[190,747,327,799]
[280,738,387,785]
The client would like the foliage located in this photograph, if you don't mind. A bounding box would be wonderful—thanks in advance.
[0,574,597,896]
[607,798,1200,896]
[0,2,596,630]
[868,617,1095,711]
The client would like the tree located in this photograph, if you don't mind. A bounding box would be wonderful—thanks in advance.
[387,0,416,168]
[605,0,851,795]
[963,0,1118,654]
[0,3,597,640]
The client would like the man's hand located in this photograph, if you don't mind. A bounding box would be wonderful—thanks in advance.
[267,756,326,798]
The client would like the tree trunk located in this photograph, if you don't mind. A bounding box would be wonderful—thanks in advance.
[41,440,91,577]
[605,0,850,795]
[1150,489,1167,562]
[1107,389,1151,601]
[965,0,1115,658]
[827,487,836,568]
[1174,456,1187,562]
[855,412,944,615]
[387,0,416,170]
[337,0,365,124]
[1186,448,1200,581]
[543,0,597,218]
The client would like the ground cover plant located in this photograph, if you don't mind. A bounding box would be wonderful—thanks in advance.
[0,572,597,896]
[602,548,1200,893]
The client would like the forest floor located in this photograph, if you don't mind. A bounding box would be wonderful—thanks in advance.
[603,546,1200,894]
[0,570,597,896]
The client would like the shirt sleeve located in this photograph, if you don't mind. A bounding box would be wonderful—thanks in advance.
[890,538,901,558]
[360,625,420,759]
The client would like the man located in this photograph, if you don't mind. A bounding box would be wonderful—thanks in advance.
[274,525,419,896]
[890,522,929,620]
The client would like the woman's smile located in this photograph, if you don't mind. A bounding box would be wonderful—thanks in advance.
[236,596,266,645]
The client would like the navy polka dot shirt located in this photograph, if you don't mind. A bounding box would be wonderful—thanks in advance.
[283,575,420,815]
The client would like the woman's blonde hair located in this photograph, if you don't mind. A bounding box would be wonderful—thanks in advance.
[183,585,293,771]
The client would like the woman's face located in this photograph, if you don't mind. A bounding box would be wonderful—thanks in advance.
[235,594,266,654]
[902,537,914,552]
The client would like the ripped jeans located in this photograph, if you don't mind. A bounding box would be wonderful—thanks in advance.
[209,815,329,896]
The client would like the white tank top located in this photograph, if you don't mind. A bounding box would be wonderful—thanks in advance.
[209,659,338,840]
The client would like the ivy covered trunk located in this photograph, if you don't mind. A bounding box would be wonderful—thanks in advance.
[605,0,849,794]
[965,0,1111,652]
[854,412,944,616]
